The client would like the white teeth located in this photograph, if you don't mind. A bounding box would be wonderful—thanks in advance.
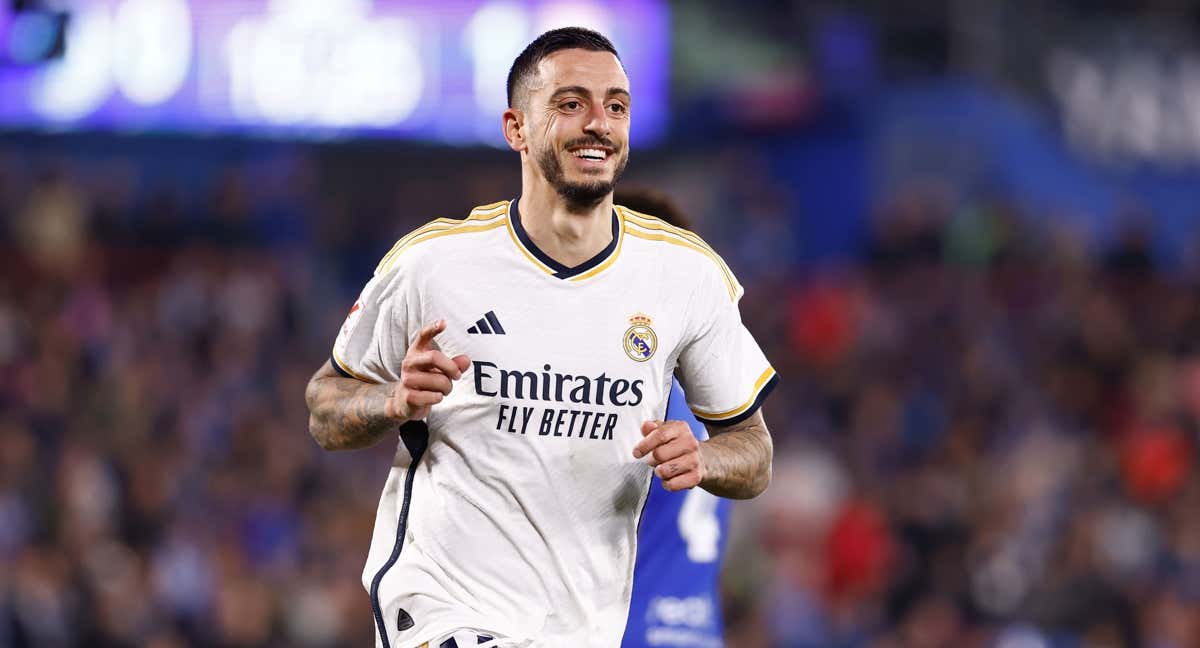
[573,148,607,160]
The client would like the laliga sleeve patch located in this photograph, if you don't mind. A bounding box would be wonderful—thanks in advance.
[340,300,364,339]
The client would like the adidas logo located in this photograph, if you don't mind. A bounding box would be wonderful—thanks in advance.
[467,311,506,335]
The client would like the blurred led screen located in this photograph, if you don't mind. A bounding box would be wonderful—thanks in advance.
[0,0,669,145]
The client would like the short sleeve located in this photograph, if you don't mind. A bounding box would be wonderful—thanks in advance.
[675,261,777,427]
[665,378,709,441]
[330,262,415,384]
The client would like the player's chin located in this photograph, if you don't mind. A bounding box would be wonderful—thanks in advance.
[565,157,612,176]
[552,172,616,204]
[564,164,615,185]
[571,172,614,188]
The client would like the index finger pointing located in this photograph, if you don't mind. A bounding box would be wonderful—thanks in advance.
[411,320,445,351]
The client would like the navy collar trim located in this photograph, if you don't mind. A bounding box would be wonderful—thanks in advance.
[509,199,621,280]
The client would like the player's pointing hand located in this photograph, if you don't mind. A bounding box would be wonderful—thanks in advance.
[633,420,704,491]
[386,320,471,423]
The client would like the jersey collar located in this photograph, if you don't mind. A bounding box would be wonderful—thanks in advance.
[506,198,624,281]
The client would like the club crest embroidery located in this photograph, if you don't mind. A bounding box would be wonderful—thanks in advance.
[623,313,657,362]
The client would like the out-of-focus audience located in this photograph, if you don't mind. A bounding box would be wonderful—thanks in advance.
[1,151,1198,648]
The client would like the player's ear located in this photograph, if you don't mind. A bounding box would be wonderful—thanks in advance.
[503,108,526,152]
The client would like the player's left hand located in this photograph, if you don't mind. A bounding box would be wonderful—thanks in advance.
[632,421,704,491]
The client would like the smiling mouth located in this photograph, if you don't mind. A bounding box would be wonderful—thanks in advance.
[570,147,611,161]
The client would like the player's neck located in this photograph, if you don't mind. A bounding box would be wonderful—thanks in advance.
[516,184,614,268]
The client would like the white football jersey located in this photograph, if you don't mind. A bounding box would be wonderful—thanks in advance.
[330,199,777,648]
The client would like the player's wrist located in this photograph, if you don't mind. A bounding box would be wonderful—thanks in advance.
[696,441,713,487]
[382,383,411,423]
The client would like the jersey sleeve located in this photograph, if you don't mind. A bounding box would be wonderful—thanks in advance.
[666,378,709,441]
[675,260,777,427]
[330,261,417,384]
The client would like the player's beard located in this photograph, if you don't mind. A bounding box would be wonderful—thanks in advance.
[537,140,628,212]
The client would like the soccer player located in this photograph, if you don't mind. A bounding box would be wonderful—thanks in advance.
[305,28,777,648]
[614,188,731,648]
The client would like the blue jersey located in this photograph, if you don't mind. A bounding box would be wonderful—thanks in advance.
[622,379,732,648]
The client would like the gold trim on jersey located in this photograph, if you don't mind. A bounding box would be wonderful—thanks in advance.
[619,207,739,293]
[690,366,777,420]
[375,203,510,275]
[569,214,625,281]
[504,200,626,281]
[620,213,739,302]
[471,200,509,212]
[504,207,559,275]
[331,350,378,383]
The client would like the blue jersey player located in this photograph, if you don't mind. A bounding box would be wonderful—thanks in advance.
[623,379,732,648]
[614,188,733,648]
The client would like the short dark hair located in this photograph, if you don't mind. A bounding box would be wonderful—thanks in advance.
[506,27,620,108]
[614,186,693,230]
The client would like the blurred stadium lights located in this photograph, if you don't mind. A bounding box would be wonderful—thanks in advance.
[0,0,68,66]
[112,0,191,106]
[0,0,669,144]
[28,0,191,119]
[1048,47,1200,168]
[225,0,425,128]
[29,1,114,121]
[462,2,532,123]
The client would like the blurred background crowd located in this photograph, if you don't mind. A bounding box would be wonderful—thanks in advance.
[4,0,1200,647]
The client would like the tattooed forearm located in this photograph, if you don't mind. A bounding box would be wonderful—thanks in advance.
[305,361,402,451]
[699,411,773,499]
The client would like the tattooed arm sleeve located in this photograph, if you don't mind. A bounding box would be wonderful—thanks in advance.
[305,360,402,451]
[699,410,773,499]
[674,240,777,499]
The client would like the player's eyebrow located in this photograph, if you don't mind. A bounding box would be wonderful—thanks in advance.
[549,85,593,101]
[548,86,632,102]
[607,88,631,103]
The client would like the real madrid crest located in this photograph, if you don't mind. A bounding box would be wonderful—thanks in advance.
[623,313,657,362]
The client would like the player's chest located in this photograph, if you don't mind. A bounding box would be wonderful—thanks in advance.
[424,281,678,458]
[428,280,684,380]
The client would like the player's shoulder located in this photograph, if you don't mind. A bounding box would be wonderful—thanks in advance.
[373,200,511,276]
[616,205,739,302]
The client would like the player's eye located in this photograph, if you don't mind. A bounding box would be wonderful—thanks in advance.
[560,100,582,111]
[607,103,627,115]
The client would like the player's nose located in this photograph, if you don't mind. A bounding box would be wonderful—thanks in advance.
[583,103,611,139]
